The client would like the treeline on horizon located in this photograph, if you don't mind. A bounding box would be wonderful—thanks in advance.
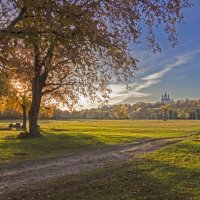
[1,98,200,120]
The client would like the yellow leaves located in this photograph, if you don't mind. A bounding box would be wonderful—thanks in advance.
[0,0,192,114]
[0,97,7,111]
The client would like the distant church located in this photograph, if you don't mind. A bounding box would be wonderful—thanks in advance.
[161,92,172,104]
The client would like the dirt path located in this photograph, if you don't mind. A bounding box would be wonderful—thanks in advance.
[0,137,181,194]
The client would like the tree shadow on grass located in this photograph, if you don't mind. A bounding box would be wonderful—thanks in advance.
[0,130,109,163]
[131,159,200,200]
[0,133,113,176]
[5,158,200,200]
[2,129,200,199]
[172,141,200,154]
[54,159,200,200]
[43,127,141,144]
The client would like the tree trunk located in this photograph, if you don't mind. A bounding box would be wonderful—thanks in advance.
[28,76,43,137]
[22,105,27,130]
[28,44,51,137]
[163,111,167,121]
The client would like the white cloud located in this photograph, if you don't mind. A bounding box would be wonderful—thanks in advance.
[105,53,192,105]
[142,55,191,81]
[96,83,149,105]
[77,51,196,109]
[134,79,160,92]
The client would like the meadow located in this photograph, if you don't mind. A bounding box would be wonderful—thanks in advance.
[0,120,200,163]
[1,120,200,200]
[10,142,200,200]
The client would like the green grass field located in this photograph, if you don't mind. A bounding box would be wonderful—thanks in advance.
[11,145,200,200]
[1,120,200,199]
[0,120,200,163]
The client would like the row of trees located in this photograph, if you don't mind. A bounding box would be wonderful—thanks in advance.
[0,0,192,136]
[1,99,200,120]
[49,100,200,120]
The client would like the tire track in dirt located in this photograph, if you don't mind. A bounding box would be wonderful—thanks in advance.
[0,137,182,194]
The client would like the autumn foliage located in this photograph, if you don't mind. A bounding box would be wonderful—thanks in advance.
[0,0,192,136]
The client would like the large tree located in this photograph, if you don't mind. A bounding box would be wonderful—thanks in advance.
[0,0,192,137]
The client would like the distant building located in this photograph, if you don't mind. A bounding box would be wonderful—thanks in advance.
[161,92,172,104]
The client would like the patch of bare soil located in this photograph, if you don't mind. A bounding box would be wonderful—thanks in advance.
[0,138,181,195]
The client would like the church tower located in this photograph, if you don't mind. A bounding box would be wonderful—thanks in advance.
[161,92,172,104]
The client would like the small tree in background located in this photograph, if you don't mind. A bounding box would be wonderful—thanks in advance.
[160,104,171,121]
[0,74,31,129]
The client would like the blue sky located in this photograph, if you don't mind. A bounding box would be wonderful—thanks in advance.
[80,1,200,109]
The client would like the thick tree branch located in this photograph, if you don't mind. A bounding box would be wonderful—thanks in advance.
[4,7,26,32]
[42,72,75,95]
